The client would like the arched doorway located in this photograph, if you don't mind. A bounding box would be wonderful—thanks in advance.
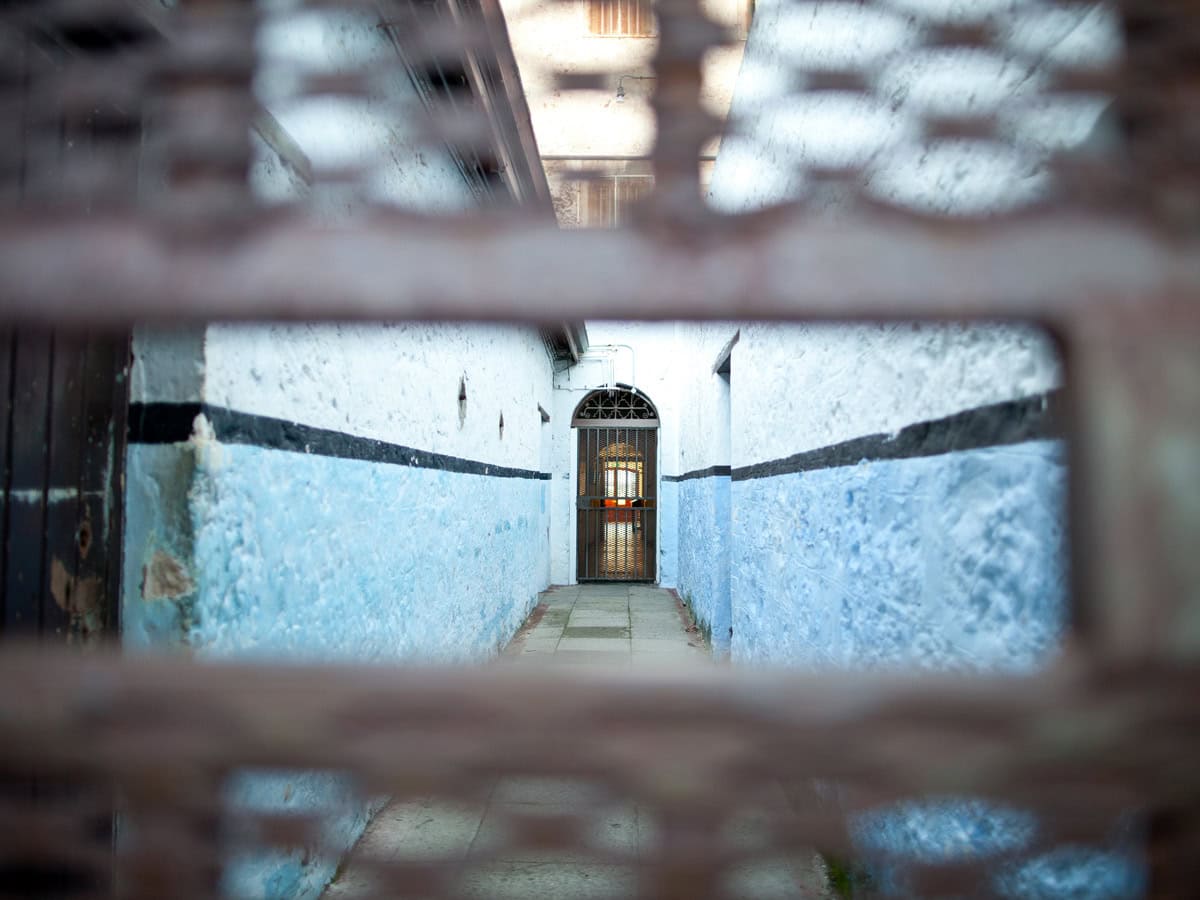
[572,386,659,581]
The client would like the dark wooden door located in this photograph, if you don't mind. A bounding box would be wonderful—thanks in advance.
[0,13,139,643]
[0,330,129,643]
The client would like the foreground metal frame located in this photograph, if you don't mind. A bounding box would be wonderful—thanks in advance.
[0,0,1198,895]
[1,649,1197,897]
[0,211,1196,324]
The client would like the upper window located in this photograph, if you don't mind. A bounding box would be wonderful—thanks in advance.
[584,176,653,228]
[589,0,654,36]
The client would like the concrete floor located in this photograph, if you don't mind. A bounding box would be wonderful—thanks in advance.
[501,582,709,668]
[322,585,827,899]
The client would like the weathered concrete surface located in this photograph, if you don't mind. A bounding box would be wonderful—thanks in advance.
[676,475,732,656]
[322,585,829,899]
[732,441,1069,672]
[503,583,708,668]
[187,445,548,664]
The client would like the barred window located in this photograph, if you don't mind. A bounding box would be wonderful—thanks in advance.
[584,176,653,227]
[589,0,654,36]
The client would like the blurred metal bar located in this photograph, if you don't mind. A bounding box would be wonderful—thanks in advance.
[0,646,1197,807]
[0,212,1196,324]
[1069,295,1200,664]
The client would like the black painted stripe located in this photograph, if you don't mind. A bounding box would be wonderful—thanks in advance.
[730,390,1063,482]
[663,465,732,483]
[128,402,552,481]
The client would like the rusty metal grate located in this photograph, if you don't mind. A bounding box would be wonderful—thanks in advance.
[576,416,658,582]
[2,651,1198,898]
[0,0,1194,322]
[0,0,1198,897]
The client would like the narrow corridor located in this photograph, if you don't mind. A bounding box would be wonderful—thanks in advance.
[502,584,706,668]
[323,586,827,899]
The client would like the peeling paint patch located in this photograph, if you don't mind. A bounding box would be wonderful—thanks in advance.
[189,413,224,469]
[142,550,194,601]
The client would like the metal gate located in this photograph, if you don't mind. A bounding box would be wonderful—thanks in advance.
[574,388,658,582]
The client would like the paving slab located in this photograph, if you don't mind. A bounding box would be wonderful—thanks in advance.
[573,609,629,619]
[631,629,683,640]
[522,633,562,645]
[556,637,630,652]
[573,602,629,613]
[457,861,636,900]
[630,655,709,671]
[544,657,633,672]
[630,616,686,631]
[567,616,628,629]
[492,777,611,806]
[523,630,562,645]
[562,626,629,639]
[470,802,638,864]
[633,643,700,657]
[362,798,486,861]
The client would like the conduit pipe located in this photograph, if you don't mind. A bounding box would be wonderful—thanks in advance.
[581,343,636,395]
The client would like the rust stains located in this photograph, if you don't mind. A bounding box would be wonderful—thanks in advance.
[141,550,194,602]
[49,557,102,639]
[50,558,100,615]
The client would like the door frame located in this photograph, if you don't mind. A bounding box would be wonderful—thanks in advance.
[570,387,660,583]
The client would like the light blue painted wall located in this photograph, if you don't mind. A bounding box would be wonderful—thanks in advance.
[186,445,547,663]
[123,444,198,650]
[852,799,1144,899]
[223,771,379,900]
[731,442,1069,672]
[676,476,731,655]
[667,322,735,638]
[729,440,1142,895]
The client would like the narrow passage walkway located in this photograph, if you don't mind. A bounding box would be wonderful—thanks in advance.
[323,586,826,899]
[502,583,709,668]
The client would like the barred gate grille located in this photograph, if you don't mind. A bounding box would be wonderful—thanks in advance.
[0,0,1199,898]
[576,426,658,582]
[574,389,659,582]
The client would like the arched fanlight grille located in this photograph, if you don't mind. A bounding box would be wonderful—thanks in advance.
[572,388,659,425]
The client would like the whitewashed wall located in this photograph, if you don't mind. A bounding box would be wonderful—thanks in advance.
[204,323,551,473]
[730,322,1061,463]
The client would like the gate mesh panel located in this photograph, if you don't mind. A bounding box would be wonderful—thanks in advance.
[1,0,1198,897]
[4,653,1198,898]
